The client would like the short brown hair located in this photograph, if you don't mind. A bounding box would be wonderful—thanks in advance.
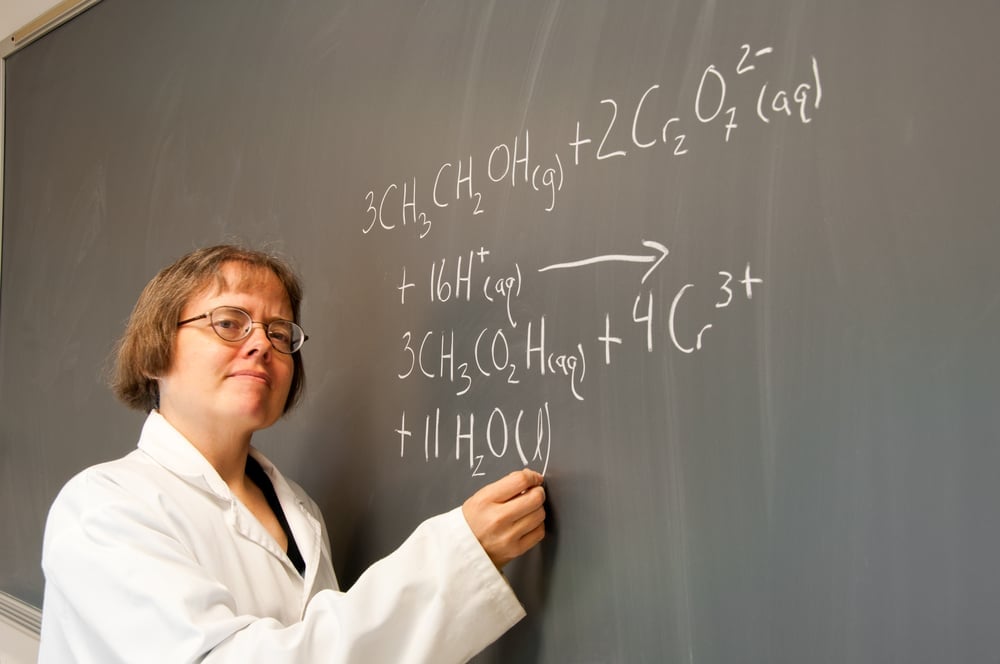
[111,244,305,413]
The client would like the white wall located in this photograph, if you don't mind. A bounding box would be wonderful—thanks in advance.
[1,0,64,42]
[0,623,40,664]
[0,593,41,664]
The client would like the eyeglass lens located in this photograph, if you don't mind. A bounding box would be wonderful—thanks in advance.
[210,307,304,353]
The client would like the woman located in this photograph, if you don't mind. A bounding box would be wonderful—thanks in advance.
[38,245,546,663]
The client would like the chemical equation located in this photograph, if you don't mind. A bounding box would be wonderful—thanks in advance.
[395,404,552,478]
[362,45,821,239]
[396,247,523,328]
[392,242,763,477]
[539,248,762,357]
[397,244,760,398]
[370,41,816,479]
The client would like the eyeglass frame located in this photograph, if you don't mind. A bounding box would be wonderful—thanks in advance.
[177,305,308,354]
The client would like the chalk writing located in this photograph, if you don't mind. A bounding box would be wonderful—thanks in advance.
[394,317,584,401]
[538,240,669,285]
[362,47,821,233]
[369,43,816,478]
[396,404,552,477]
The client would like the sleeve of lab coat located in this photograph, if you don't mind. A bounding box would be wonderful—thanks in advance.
[210,507,527,663]
[39,469,526,664]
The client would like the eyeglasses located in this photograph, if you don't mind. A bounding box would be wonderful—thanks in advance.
[177,306,308,354]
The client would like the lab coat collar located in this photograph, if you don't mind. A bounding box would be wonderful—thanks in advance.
[137,410,234,500]
[136,411,323,600]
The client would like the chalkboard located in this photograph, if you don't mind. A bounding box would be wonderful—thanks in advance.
[3,1,1000,661]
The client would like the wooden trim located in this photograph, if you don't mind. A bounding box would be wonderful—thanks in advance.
[3,0,103,57]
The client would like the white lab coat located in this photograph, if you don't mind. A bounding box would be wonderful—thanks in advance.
[38,411,525,663]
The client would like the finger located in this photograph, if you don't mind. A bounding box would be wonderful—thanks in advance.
[479,469,543,503]
[510,502,546,537]
[492,518,546,569]
[501,484,546,519]
[494,489,545,538]
[516,521,546,553]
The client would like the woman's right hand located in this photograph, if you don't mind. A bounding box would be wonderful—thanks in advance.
[462,469,547,569]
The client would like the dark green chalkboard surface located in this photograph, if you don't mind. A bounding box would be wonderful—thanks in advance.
[3,1,999,661]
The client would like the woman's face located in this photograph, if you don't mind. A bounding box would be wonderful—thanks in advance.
[156,262,295,444]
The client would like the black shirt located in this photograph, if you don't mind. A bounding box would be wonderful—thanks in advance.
[245,455,306,576]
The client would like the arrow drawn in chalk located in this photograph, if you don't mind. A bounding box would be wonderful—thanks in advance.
[538,240,669,284]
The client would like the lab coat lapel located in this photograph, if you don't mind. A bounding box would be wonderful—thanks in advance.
[247,447,324,613]
[138,412,311,583]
